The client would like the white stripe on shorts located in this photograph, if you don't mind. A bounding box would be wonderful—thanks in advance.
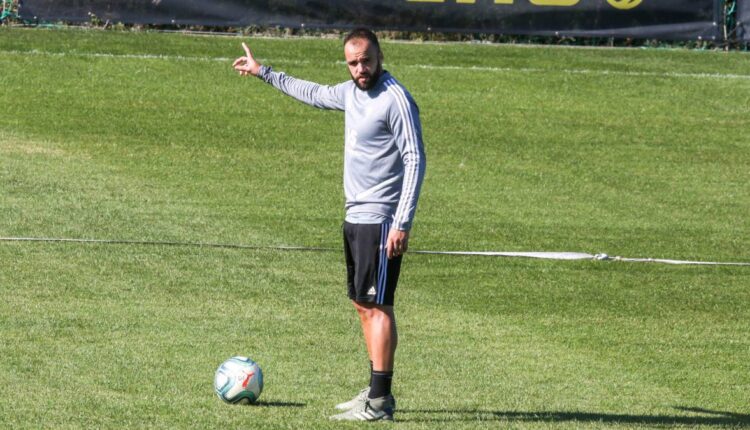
[377,222,390,305]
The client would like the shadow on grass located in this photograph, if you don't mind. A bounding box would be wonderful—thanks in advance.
[252,401,305,407]
[398,406,750,426]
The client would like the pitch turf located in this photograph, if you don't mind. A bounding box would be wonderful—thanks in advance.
[1,28,749,428]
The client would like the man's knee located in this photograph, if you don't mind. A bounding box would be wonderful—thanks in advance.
[352,301,394,320]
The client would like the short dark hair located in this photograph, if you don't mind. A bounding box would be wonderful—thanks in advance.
[343,28,380,51]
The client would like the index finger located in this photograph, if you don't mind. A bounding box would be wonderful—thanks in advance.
[242,42,253,58]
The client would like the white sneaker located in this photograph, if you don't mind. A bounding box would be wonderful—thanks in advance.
[334,387,370,411]
[330,395,395,421]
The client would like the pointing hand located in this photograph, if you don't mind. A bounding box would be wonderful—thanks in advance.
[232,42,261,77]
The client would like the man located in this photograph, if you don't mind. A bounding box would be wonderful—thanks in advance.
[233,28,425,422]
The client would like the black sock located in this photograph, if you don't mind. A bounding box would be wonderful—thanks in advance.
[369,361,374,387]
[369,370,393,399]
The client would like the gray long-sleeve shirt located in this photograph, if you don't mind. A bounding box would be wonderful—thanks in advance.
[257,66,426,231]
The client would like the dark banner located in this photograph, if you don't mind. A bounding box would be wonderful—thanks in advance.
[20,0,721,41]
[739,0,750,41]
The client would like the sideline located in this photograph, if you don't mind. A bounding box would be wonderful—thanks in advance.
[2,49,750,81]
[3,237,749,267]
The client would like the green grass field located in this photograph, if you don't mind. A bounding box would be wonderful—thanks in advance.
[1,28,749,428]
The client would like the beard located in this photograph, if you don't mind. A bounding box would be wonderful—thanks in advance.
[351,63,383,91]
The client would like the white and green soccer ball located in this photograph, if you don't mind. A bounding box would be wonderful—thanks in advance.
[214,356,263,404]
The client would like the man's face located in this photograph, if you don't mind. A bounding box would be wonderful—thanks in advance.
[344,38,383,91]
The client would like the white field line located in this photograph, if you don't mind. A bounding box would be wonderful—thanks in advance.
[3,236,750,266]
[3,49,750,81]
[404,63,750,81]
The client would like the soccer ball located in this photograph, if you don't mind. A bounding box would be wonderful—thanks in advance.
[214,356,264,404]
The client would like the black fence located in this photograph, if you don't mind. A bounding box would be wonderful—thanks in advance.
[17,0,732,42]
[739,0,750,40]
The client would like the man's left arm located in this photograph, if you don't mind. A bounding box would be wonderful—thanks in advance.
[386,91,426,259]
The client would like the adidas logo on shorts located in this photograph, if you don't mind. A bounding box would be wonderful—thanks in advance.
[367,286,377,295]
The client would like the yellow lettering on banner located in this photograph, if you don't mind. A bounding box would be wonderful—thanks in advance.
[529,0,579,5]
[456,0,476,3]
[606,0,642,9]
[494,0,514,4]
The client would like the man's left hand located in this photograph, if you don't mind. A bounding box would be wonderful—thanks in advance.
[386,229,409,259]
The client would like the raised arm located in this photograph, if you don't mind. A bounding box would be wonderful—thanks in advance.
[233,42,346,111]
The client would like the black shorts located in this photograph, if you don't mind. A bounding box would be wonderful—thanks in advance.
[343,221,402,306]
